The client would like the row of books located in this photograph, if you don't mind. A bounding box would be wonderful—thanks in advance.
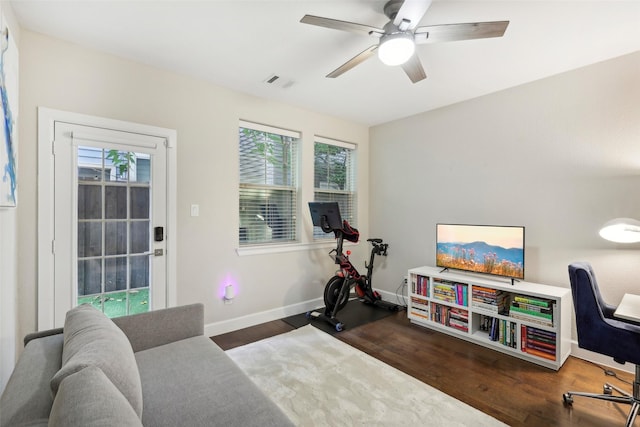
[430,302,469,332]
[432,278,468,307]
[509,295,555,327]
[479,315,517,348]
[412,275,429,297]
[471,286,510,315]
[521,325,556,361]
[409,296,429,320]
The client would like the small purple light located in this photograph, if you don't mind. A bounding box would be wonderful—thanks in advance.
[220,276,238,300]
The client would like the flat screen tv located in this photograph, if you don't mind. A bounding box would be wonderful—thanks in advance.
[436,223,525,281]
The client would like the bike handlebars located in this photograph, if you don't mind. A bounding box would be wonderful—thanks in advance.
[368,238,388,256]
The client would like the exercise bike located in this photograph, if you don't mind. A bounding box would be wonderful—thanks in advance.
[308,202,400,331]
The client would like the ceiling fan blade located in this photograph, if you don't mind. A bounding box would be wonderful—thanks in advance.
[327,45,378,78]
[301,15,384,37]
[401,54,427,83]
[414,21,510,44]
[393,0,433,30]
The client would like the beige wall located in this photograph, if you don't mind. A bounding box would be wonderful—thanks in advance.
[369,51,640,327]
[16,30,369,346]
[6,8,639,388]
[0,0,19,391]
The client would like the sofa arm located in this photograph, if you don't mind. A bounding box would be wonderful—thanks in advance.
[23,327,64,347]
[112,303,204,352]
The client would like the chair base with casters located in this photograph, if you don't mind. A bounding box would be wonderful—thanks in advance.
[563,365,640,426]
[564,262,640,426]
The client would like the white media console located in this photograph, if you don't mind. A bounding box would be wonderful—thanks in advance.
[407,266,571,370]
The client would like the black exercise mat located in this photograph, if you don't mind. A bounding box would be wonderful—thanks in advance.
[283,299,398,335]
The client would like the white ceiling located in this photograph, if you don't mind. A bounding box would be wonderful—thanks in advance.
[9,0,640,126]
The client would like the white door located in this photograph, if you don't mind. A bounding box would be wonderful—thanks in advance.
[38,109,177,329]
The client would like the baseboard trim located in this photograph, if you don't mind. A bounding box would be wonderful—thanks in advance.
[205,297,323,337]
[207,292,632,375]
[570,340,633,373]
[377,289,408,308]
[205,289,406,337]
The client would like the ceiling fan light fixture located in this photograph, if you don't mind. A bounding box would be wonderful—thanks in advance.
[599,218,640,243]
[378,32,415,66]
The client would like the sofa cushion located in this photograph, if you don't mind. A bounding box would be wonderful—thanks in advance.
[50,365,143,427]
[135,335,294,427]
[0,333,63,427]
[50,304,143,417]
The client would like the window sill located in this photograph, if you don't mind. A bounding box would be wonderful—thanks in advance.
[236,240,355,257]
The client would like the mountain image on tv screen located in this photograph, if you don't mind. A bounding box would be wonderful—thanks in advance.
[436,224,525,280]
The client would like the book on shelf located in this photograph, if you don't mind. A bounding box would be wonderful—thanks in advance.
[509,305,552,320]
[410,295,429,320]
[525,327,556,342]
[511,301,553,314]
[509,309,554,327]
[430,303,469,332]
[432,279,468,306]
[471,286,510,314]
[413,275,429,297]
[526,338,556,351]
[411,296,428,307]
[479,315,514,348]
[521,325,556,361]
[510,295,555,325]
[410,310,429,320]
[523,347,556,361]
[513,295,554,308]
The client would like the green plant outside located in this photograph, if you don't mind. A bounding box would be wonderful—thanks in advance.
[314,142,348,190]
[78,289,149,318]
[106,149,136,177]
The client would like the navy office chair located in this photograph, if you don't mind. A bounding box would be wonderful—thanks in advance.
[564,262,640,426]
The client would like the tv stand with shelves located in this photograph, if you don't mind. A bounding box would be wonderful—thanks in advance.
[407,266,571,370]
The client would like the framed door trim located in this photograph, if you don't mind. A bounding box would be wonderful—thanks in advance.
[37,107,177,330]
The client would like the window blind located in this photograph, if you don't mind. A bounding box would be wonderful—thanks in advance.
[313,137,357,239]
[239,122,299,245]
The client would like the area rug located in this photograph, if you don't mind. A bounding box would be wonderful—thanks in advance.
[283,299,399,334]
[226,325,507,427]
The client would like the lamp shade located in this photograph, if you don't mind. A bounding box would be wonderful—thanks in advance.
[378,33,415,66]
[599,218,640,243]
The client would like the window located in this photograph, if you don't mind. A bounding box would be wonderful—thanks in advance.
[313,137,357,239]
[77,146,152,317]
[239,121,299,245]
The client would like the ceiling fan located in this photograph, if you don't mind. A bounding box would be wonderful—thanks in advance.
[300,0,509,83]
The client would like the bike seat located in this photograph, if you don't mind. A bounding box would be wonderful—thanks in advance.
[367,238,383,244]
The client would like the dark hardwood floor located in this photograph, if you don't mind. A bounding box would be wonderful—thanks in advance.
[212,309,635,427]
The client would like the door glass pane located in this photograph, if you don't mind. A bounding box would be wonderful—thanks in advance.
[130,187,149,219]
[78,222,102,258]
[130,256,149,289]
[130,154,151,184]
[78,146,105,182]
[105,150,133,182]
[130,221,149,254]
[105,186,127,219]
[78,185,102,219]
[105,222,127,255]
[105,257,127,292]
[128,290,149,314]
[76,145,152,318]
[78,259,101,296]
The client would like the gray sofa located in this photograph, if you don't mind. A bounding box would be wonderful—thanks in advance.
[0,303,294,427]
